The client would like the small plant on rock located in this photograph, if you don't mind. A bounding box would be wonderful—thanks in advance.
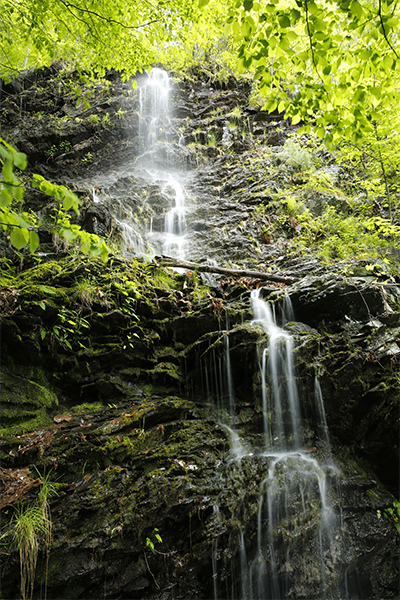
[282,137,314,172]
[0,473,56,600]
[82,152,93,165]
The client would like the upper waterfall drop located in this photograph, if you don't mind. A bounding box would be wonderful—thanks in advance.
[138,68,171,155]
[136,68,188,260]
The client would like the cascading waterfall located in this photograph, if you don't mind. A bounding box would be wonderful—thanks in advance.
[138,67,171,155]
[108,68,189,258]
[161,177,187,258]
[251,289,302,450]
[206,290,343,600]
[138,68,188,259]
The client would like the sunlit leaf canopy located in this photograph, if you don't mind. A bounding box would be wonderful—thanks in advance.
[223,0,400,143]
[0,0,399,142]
[0,0,199,79]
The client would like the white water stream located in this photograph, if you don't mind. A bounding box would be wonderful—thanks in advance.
[135,68,188,259]
[205,291,343,599]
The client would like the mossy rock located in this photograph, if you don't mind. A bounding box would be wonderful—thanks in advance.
[0,368,58,434]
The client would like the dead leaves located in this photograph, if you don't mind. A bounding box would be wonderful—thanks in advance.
[0,467,42,510]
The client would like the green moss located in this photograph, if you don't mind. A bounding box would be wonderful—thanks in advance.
[152,271,180,290]
[70,401,103,414]
[0,370,58,434]
[14,260,66,286]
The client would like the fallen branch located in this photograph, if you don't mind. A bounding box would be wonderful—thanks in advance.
[156,255,300,285]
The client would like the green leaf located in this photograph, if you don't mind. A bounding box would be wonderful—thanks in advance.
[37,285,59,295]
[0,187,12,208]
[63,195,74,211]
[278,14,290,28]
[290,9,301,21]
[146,537,155,553]
[10,227,29,250]
[279,37,290,51]
[383,55,394,69]
[241,21,251,36]
[29,231,40,253]
[198,0,210,6]
[60,228,79,241]
[101,243,109,264]
[292,113,301,125]
[16,215,30,228]
[90,245,102,256]
[244,0,253,10]
[2,160,13,182]
[350,0,363,18]
[13,152,27,170]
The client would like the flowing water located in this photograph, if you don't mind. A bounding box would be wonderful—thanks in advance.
[89,68,190,259]
[201,290,343,599]
[135,68,188,259]
[90,68,346,597]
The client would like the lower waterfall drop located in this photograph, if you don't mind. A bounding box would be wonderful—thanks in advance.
[210,289,343,599]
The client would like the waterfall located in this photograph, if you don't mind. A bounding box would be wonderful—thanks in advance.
[206,290,343,599]
[314,376,331,451]
[101,67,188,259]
[138,67,171,155]
[251,289,302,450]
[161,177,187,258]
[138,69,188,259]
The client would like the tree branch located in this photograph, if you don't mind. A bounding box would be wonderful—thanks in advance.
[0,221,21,228]
[304,0,323,83]
[54,0,105,46]
[378,0,399,59]
[57,0,163,30]
[156,256,300,284]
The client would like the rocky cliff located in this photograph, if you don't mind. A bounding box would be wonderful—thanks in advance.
[0,65,399,599]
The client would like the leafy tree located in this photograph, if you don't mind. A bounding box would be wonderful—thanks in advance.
[219,0,400,143]
[2,0,399,147]
[335,107,400,222]
[0,0,197,81]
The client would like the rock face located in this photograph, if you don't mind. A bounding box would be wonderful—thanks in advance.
[0,67,399,600]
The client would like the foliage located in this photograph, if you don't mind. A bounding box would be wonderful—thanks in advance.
[146,528,163,553]
[0,139,109,260]
[282,137,314,171]
[45,140,72,159]
[378,500,400,535]
[0,0,199,82]
[51,307,91,351]
[335,108,400,222]
[221,0,400,144]
[290,205,400,266]
[1,473,56,600]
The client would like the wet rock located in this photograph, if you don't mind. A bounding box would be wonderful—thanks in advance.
[0,67,399,600]
[82,203,113,236]
[289,275,390,327]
